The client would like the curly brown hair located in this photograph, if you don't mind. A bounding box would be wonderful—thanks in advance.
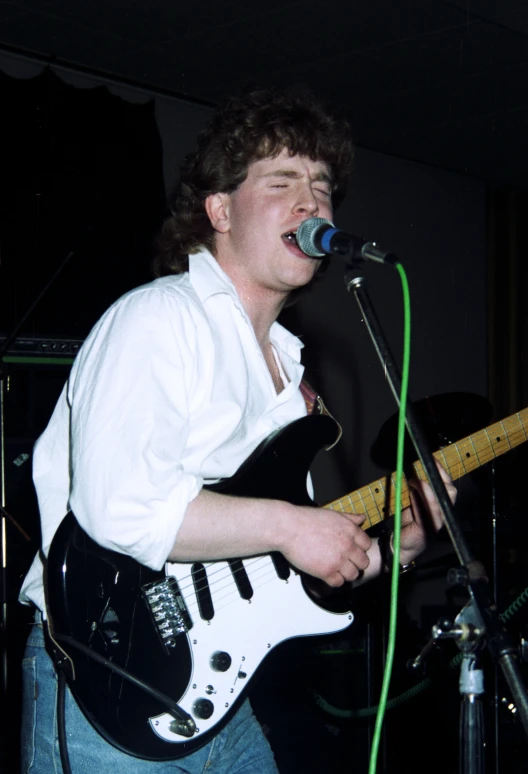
[153,87,354,277]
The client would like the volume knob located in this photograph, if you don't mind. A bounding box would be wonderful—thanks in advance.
[192,698,214,719]
[210,651,232,672]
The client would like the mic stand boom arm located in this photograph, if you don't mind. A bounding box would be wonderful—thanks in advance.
[344,268,528,738]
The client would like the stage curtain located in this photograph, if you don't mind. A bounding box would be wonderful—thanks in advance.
[0,66,166,339]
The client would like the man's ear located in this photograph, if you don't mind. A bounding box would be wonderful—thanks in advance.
[205,193,230,234]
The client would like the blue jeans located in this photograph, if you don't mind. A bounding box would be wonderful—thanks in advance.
[21,618,279,774]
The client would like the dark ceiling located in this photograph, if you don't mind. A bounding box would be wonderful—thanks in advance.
[1,0,528,190]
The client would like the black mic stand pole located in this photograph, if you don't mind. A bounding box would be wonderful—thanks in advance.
[343,267,528,772]
[0,247,75,698]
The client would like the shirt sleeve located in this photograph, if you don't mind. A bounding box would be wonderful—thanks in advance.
[68,284,204,570]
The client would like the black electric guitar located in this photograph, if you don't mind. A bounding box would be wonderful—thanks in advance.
[47,408,528,760]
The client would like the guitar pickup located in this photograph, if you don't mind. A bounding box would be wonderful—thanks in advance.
[141,576,192,652]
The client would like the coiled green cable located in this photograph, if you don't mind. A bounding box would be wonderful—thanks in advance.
[310,584,528,720]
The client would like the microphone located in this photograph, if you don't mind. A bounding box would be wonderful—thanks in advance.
[296,217,397,265]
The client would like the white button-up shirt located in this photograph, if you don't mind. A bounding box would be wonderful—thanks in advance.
[20,249,308,613]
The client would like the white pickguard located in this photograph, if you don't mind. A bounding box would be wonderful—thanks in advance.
[148,554,352,743]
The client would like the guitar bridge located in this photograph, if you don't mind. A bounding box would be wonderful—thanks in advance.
[141,576,192,652]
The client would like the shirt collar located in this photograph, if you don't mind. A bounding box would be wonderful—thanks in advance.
[270,320,304,364]
[188,248,241,304]
[188,248,304,364]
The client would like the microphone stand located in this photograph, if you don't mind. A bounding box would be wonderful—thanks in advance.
[0,247,75,697]
[343,265,528,772]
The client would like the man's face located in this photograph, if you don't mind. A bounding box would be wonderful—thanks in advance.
[209,149,334,299]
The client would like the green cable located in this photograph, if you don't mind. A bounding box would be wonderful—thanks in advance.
[502,586,528,618]
[368,262,411,774]
[314,262,527,741]
[311,586,528,720]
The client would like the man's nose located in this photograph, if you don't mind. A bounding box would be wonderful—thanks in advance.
[293,188,319,215]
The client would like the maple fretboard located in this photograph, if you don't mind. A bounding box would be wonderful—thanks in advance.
[325,408,528,529]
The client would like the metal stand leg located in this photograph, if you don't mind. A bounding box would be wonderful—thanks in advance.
[459,654,486,774]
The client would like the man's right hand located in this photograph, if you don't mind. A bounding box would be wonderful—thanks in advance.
[276,505,372,586]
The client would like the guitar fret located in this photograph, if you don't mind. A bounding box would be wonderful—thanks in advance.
[437,447,450,475]
[472,433,493,464]
[482,427,493,459]
[365,485,378,527]
[331,496,350,512]
[371,480,388,524]
[485,425,511,459]
[483,426,508,458]
[356,488,369,517]
[359,486,376,527]
[506,419,520,447]
[468,435,481,466]
[470,427,501,463]
[445,440,468,478]
[499,420,510,443]
[340,491,364,514]
[452,438,475,472]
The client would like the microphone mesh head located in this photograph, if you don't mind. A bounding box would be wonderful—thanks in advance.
[296,217,334,257]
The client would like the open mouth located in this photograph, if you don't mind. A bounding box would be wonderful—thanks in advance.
[282,230,299,247]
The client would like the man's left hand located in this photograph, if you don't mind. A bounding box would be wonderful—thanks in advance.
[397,461,457,567]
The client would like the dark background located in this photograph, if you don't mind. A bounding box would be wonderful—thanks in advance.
[1,0,528,191]
[1,2,528,772]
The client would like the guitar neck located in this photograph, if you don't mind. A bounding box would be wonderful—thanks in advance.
[324,407,528,529]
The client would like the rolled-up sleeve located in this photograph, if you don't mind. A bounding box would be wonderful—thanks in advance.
[68,286,204,570]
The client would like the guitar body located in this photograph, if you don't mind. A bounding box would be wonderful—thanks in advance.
[48,403,528,759]
[47,414,352,760]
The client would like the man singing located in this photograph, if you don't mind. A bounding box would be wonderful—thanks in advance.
[20,87,453,773]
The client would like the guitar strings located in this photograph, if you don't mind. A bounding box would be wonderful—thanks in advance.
[170,554,271,598]
[167,555,276,605]
[190,561,282,618]
[166,556,285,620]
[204,568,291,619]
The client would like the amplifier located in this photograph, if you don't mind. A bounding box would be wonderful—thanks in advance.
[0,336,83,365]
